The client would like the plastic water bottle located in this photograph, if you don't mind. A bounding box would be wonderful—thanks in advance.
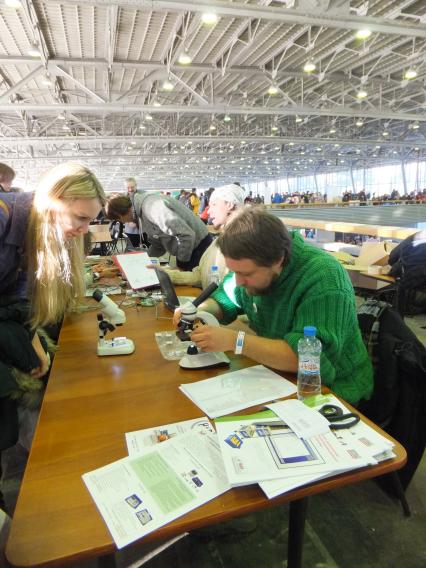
[297,326,322,400]
[209,265,220,285]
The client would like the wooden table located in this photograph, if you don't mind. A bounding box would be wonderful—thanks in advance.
[6,289,406,568]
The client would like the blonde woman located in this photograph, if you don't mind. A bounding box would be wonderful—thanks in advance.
[0,163,106,451]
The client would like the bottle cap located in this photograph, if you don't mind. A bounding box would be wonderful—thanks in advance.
[211,265,218,272]
[303,326,317,337]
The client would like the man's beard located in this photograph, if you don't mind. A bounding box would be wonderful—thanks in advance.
[244,272,279,296]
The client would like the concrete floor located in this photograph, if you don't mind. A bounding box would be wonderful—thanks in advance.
[2,312,425,568]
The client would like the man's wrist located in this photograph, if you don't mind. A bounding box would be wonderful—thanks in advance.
[234,330,246,355]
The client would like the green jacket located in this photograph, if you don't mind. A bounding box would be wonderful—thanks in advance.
[213,232,373,404]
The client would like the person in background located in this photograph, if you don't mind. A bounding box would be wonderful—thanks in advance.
[189,188,200,215]
[163,184,245,288]
[123,177,140,248]
[0,163,15,193]
[199,187,215,224]
[106,190,212,270]
[174,208,373,405]
[0,163,106,453]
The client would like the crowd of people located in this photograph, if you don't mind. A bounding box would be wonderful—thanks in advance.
[341,189,426,202]
[271,191,326,205]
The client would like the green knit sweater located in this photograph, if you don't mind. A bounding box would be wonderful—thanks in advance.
[213,232,373,404]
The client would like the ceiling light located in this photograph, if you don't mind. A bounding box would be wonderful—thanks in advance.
[289,142,294,146]
[356,89,368,99]
[375,145,381,149]
[382,131,389,136]
[27,43,41,57]
[41,76,52,86]
[356,119,364,127]
[178,52,192,65]
[62,124,70,131]
[145,113,153,121]
[271,126,278,132]
[316,147,322,151]
[153,100,161,107]
[411,122,420,130]
[57,112,66,120]
[414,147,420,151]
[223,114,231,122]
[295,116,303,123]
[267,85,279,95]
[162,79,174,91]
[209,124,216,131]
[355,29,372,40]
[329,128,336,134]
[201,12,218,25]
[5,0,22,8]
[139,124,146,130]
[404,68,417,80]
[303,61,316,73]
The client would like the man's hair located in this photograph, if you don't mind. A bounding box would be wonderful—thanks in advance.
[105,195,132,220]
[0,162,15,184]
[217,207,292,267]
[125,177,136,184]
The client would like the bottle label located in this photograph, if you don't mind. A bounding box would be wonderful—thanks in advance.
[299,359,320,375]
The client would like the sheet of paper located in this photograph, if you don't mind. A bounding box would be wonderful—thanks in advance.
[267,399,330,438]
[179,365,297,418]
[113,252,159,290]
[83,431,230,549]
[259,394,396,499]
[214,411,368,486]
[125,417,214,456]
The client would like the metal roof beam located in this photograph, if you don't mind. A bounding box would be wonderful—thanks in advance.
[0,66,44,103]
[57,0,426,39]
[2,135,425,149]
[0,102,424,122]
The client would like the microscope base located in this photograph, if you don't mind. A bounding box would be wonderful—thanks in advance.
[97,337,135,356]
[179,351,230,369]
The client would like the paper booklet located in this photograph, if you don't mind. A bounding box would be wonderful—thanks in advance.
[214,409,370,487]
[179,365,297,419]
[125,417,214,456]
[83,431,230,549]
[113,252,159,290]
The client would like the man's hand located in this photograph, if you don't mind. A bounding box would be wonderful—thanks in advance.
[190,324,236,353]
[30,333,50,380]
[173,307,182,327]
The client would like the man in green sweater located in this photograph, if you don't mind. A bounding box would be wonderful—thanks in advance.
[182,208,373,405]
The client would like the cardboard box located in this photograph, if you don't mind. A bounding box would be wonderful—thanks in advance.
[356,241,397,267]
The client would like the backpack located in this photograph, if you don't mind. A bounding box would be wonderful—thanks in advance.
[357,299,426,490]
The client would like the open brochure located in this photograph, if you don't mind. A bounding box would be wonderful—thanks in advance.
[125,417,214,456]
[214,408,371,487]
[83,431,230,549]
[113,252,159,290]
[260,394,395,499]
[180,365,297,418]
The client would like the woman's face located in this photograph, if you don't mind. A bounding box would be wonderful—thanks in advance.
[208,198,234,227]
[56,198,102,240]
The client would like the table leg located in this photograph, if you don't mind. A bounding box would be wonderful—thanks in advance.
[287,497,308,568]
[97,553,116,568]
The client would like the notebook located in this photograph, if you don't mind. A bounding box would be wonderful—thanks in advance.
[154,268,195,311]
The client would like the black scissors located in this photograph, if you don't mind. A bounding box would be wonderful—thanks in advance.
[318,404,360,430]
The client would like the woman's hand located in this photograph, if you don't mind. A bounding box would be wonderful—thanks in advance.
[30,333,51,380]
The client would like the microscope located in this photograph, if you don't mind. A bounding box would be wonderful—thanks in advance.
[176,283,230,369]
[93,289,135,356]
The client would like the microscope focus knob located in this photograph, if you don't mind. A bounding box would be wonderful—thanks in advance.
[187,344,199,355]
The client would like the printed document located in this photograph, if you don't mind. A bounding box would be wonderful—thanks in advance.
[179,365,297,418]
[214,410,369,486]
[83,431,230,549]
[113,252,159,289]
[126,417,214,456]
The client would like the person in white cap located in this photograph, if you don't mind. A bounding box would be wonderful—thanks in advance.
[163,183,245,288]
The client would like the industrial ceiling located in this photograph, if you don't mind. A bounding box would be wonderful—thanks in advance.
[0,0,425,191]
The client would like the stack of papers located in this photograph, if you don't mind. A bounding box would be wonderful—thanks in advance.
[113,252,159,289]
[179,365,297,418]
[82,367,394,550]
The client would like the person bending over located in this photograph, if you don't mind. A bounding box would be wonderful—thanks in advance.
[106,190,212,270]
[174,208,373,405]
[0,163,106,450]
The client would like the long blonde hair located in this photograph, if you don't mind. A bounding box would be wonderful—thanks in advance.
[26,163,106,328]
